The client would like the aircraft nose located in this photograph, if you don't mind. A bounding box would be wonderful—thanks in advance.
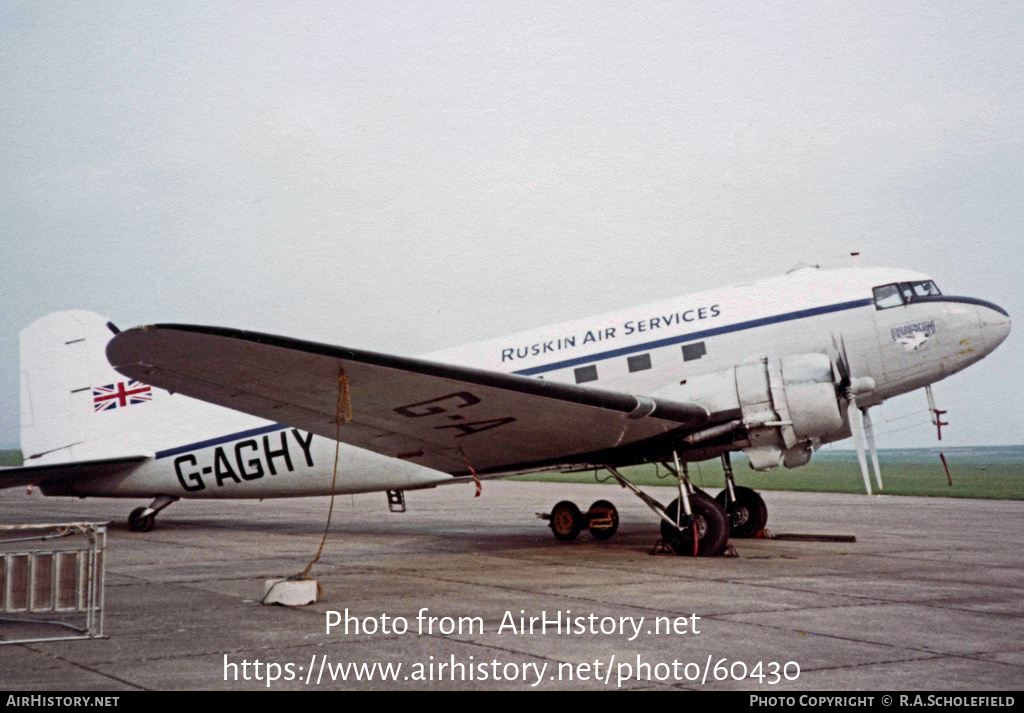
[978,301,1011,351]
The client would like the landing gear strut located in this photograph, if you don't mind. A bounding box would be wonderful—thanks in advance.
[542,452,768,555]
[574,454,728,556]
[128,495,178,532]
[715,452,768,538]
[658,455,729,556]
[660,491,729,556]
[716,487,767,538]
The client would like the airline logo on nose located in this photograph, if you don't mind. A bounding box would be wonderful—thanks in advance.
[891,320,936,352]
[92,380,152,412]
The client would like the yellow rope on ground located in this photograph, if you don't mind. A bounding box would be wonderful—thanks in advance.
[293,368,350,581]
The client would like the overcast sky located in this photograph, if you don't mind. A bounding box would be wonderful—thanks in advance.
[2,2,1021,450]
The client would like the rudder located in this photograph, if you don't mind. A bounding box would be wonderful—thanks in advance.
[20,311,148,462]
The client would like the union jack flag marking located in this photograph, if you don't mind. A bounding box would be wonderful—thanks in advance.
[93,380,152,412]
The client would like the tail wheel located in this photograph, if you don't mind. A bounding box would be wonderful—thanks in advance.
[550,501,583,541]
[587,500,619,540]
[660,492,729,556]
[716,486,768,538]
[128,507,155,533]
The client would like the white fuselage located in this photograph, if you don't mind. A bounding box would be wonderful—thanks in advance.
[426,267,1007,405]
[52,266,1010,499]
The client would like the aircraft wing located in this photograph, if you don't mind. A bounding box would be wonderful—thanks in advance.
[0,455,149,490]
[107,325,710,476]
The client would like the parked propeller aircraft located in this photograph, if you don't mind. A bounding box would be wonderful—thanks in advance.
[4,266,1010,555]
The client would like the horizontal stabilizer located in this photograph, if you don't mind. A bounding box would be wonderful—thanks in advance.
[0,455,149,490]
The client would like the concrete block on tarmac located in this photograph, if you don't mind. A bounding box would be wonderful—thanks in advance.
[263,578,320,606]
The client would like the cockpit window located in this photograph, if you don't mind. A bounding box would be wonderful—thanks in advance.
[873,281,942,309]
[910,280,941,297]
[873,284,904,309]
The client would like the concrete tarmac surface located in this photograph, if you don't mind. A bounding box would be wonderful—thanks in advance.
[0,481,1021,691]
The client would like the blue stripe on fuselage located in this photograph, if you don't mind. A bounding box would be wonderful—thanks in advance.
[154,423,288,460]
[512,298,873,376]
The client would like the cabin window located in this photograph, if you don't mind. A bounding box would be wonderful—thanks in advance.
[574,365,598,383]
[627,353,652,372]
[682,342,706,361]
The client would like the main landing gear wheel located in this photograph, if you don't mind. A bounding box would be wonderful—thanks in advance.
[716,486,768,538]
[128,507,155,533]
[550,501,584,541]
[660,492,729,556]
[587,500,619,540]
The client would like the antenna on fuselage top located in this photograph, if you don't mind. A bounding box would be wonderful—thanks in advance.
[851,252,860,268]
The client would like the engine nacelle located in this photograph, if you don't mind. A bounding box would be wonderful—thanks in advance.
[654,353,844,470]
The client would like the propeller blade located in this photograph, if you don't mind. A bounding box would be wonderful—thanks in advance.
[833,333,876,495]
[848,396,873,495]
[831,333,851,385]
[862,407,883,490]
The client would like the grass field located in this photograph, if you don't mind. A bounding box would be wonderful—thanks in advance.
[3,447,1022,500]
[515,446,1024,501]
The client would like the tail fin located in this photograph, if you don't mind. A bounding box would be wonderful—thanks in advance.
[20,311,123,461]
[20,310,253,464]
